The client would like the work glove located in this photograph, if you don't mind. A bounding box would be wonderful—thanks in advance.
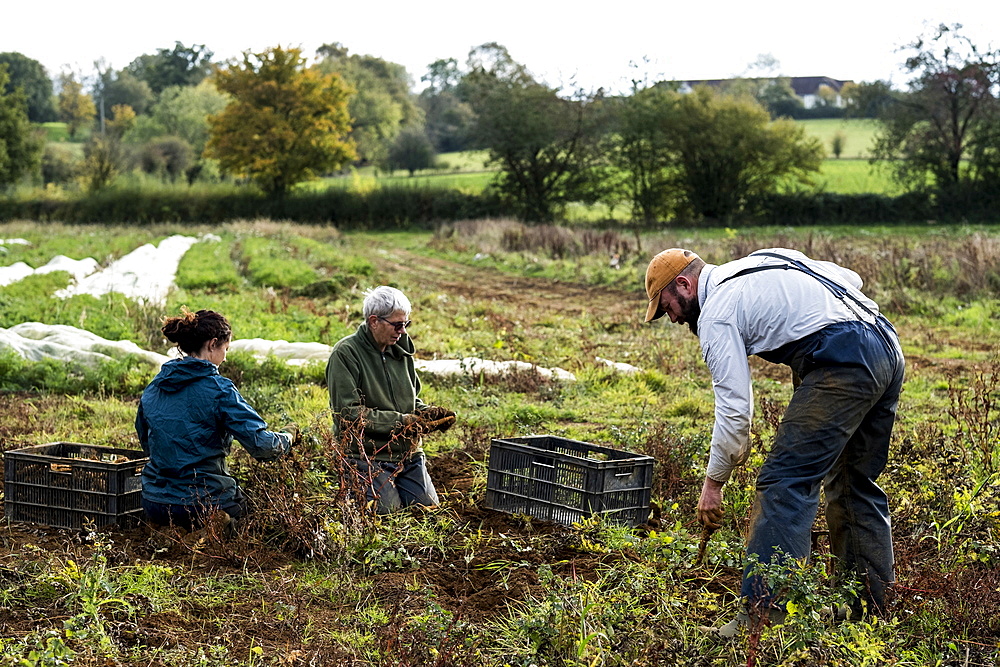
[417,405,454,421]
[279,423,302,447]
[403,412,456,434]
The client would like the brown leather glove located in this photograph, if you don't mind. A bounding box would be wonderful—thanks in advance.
[418,405,456,422]
[422,414,456,433]
[404,412,456,434]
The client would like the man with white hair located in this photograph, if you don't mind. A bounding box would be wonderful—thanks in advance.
[326,286,456,513]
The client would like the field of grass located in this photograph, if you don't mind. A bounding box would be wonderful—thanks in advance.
[40,122,91,144]
[798,118,880,160]
[0,220,998,665]
[791,159,902,195]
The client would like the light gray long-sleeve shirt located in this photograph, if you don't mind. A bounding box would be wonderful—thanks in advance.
[695,248,880,483]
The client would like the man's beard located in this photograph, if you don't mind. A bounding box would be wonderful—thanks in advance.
[678,292,701,336]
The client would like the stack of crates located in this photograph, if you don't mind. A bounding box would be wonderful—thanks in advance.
[485,435,654,527]
[3,442,147,530]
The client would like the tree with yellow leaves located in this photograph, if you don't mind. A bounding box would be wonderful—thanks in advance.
[57,71,96,139]
[206,46,356,196]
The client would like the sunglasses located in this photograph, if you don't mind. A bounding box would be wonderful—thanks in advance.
[378,316,412,331]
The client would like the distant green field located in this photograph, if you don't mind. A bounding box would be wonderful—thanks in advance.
[797,118,879,159]
[432,150,490,171]
[808,159,901,195]
[41,122,90,143]
[41,117,894,197]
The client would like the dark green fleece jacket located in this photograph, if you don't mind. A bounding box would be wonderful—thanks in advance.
[325,323,427,461]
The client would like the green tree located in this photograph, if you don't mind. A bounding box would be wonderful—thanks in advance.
[831,130,846,159]
[462,43,609,222]
[418,58,476,152]
[206,46,356,196]
[816,84,840,107]
[137,136,194,182]
[125,42,214,96]
[57,71,96,139]
[40,144,78,184]
[664,86,823,221]
[0,52,56,122]
[841,80,894,118]
[756,79,804,118]
[126,80,229,154]
[0,64,44,187]
[314,43,421,165]
[97,68,154,116]
[79,104,134,191]
[385,126,436,175]
[726,54,804,119]
[724,76,803,119]
[872,24,1000,192]
[612,82,680,223]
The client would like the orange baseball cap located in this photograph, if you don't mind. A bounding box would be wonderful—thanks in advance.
[644,248,698,322]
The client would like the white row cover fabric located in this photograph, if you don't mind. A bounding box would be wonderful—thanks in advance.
[54,235,199,305]
[0,255,100,287]
[1,323,652,384]
[0,322,169,367]
[414,357,576,382]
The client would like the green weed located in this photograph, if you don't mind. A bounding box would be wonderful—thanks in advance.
[238,236,318,288]
[175,235,242,292]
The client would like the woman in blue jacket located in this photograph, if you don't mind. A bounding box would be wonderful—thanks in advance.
[135,309,293,529]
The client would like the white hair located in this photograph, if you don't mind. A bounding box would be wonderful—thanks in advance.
[362,286,411,320]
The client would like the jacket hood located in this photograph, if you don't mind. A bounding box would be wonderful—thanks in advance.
[151,357,221,393]
[358,323,415,359]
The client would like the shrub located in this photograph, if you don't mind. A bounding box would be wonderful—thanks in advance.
[40,145,79,185]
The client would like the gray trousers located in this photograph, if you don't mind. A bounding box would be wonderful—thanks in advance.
[347,454,440,514]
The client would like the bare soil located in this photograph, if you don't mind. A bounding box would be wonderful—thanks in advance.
[0,447,679,664]
[375,248,640,322]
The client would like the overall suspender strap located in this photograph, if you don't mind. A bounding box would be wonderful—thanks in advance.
[716,252,898,346]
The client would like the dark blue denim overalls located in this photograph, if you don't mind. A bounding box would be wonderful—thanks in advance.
[719,252,905,613]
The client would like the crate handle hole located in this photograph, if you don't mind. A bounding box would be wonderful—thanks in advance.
[614,467,635,477]
[532,458,555,469]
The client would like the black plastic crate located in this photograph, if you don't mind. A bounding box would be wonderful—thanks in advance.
[485,435,654,527]
[3,442,147,530]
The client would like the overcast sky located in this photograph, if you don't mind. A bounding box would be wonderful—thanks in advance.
[3,1,997,92]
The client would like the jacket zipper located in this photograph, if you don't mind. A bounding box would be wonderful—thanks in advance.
[381,353,399,413]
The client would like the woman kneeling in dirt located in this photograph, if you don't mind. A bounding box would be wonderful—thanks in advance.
[135,308,295,531]
[326,286,456,513]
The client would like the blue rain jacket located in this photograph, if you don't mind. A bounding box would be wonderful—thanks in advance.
[135,357,290,507]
